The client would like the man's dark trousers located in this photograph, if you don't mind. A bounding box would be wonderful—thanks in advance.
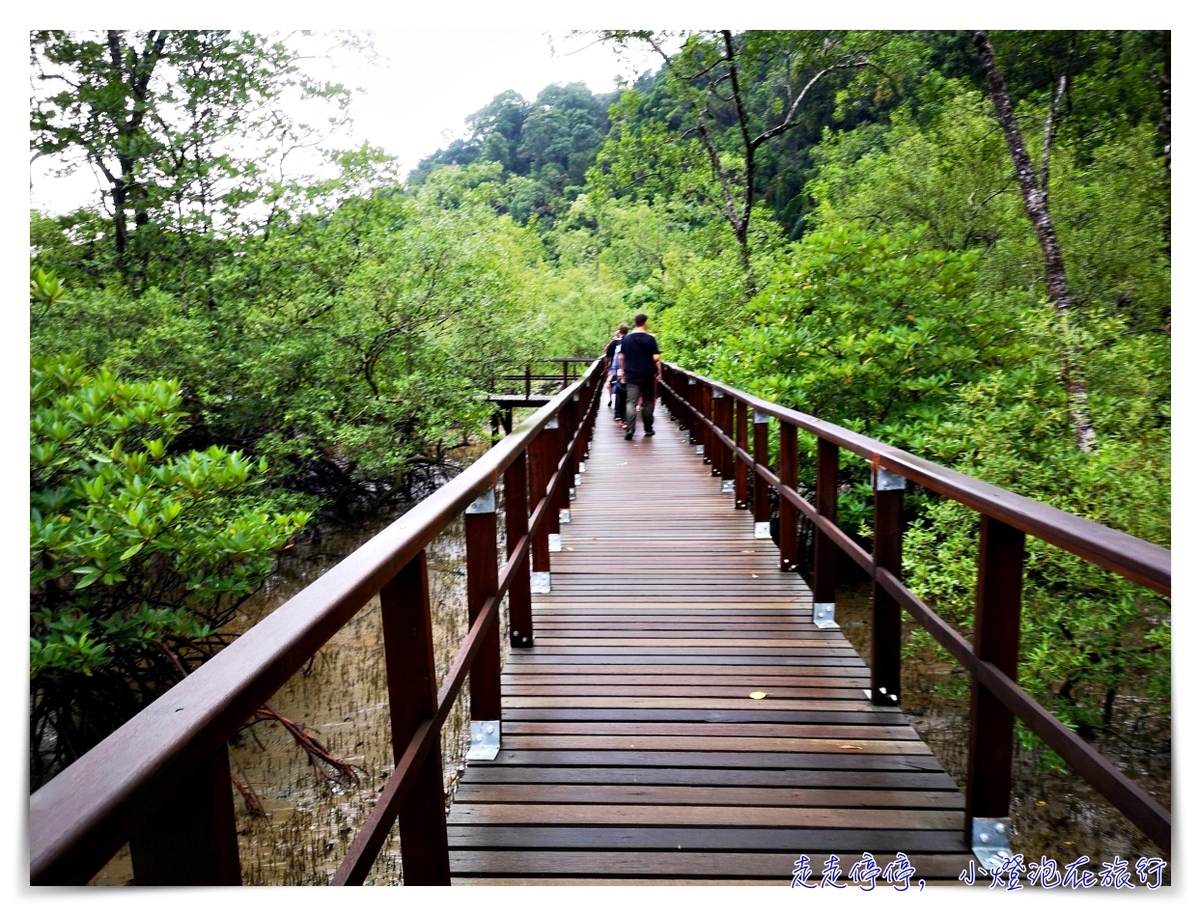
[624,377,656,434]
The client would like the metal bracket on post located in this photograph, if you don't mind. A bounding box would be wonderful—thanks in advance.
[864,686,899,703]
[574,473,581,486]
[531,571,550,593]
[874,467,906,491]
[545,416,559,430]
[569,486,577,501]
[559,509,571,524]
[687,378,697,386]
[971,818,1013,870]
[713,390,724,399]
[721,480,734,494]
[578,461,585,473]
[466,489,496,515]
[695,445,705,455]
[754,522,771,539]
[813,602,838,629]
[753,410,770,425]
[466,720,501,761]
[548,533,562,553]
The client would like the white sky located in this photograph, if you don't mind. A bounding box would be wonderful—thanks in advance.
[27,29,673,216]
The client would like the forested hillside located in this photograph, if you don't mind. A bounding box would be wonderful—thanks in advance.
[30,30,1169,778]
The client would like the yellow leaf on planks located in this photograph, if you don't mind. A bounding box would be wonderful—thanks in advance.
[749,691,768,700]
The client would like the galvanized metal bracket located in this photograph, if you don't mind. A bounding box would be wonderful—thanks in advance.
[753,410,770,424]
[531,571,550,593]
[545,416,559,430]
[559,508,571,524]
[754,522,772,539]
[466,720,501,761]
[813,602,838,629]
[863,686,899,703]
[574,473,582,486]
[713,390,724,399]
[972,818,1013,870]
[578,461,585,473]
[694,445,705,455]
[721,479,734,494]
[687,378,697,386]
[569,486,577,501]
[874,467,906,491]
[572,393,579,402]
[548,533,562,553]
[466,489,496,514]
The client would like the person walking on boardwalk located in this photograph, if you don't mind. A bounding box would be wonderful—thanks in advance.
[617,312,662,440]
[604,323,628,421]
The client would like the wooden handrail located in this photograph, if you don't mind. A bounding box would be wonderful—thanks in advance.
[658,362,1170,857]
[30,359,606,885]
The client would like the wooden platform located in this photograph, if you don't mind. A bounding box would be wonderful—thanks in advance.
[446,400,975,885]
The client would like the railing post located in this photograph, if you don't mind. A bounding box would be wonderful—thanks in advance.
[778,421,799,572]
[687,378,700,444]
[734,400,749,509]
[529,422,555,592]
[714,390,734,493]
[871,465,904,706]
[505,452,534,647]
[129,745,241,885]
[813,438,839,628]
[465,489,502,753]
[556,400,573,523]
[752,410,771,539]
[964,515,1025,842]
[378,551,450,884]
[701,383,714,468]
[561,360,569,390]
[525,364,532,399]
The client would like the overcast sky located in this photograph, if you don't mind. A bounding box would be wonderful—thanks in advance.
[27,29,671,216]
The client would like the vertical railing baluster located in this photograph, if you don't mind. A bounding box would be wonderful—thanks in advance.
[714,391,734,493]
[505,452,534,648]
[687,377,700,445]
[778,420,799,572]
[871,464,904,706]
[377,551,450,885]
[465,489,502,756]
[556,400,573,524]
[752,410,771,540]
[813,438,839,628]
[701,383,714,468]
[529,423,553,593]
[964,515,1025,840]
[129,745,241,885]
[734,400,749,510]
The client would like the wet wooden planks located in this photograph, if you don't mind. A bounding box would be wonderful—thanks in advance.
[446,405,973,884]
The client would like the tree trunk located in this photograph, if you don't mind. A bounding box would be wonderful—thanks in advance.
[973,30,1096,453]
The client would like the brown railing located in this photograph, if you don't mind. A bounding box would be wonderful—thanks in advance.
[495,358,593,399]
[657,363,1170,857]
[29,359,606,885]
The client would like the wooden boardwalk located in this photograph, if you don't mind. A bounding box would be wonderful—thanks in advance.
[447,403,975,885]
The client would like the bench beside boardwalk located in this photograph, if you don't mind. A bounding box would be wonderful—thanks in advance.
[447,402,975,885]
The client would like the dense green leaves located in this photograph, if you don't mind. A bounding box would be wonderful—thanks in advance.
[30,352,310,784]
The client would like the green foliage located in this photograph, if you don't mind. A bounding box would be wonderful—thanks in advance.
[30,353,311,784]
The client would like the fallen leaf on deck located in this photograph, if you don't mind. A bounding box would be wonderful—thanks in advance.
[839,745,864,750]
[751,573,759,578]
[565,546,574,551]
[749,691,768,700]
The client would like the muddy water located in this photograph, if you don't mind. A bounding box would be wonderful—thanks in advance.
[834,582,1171,881]
[91,491,511,886]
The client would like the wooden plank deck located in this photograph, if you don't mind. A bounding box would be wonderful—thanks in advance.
[447,401,975,885]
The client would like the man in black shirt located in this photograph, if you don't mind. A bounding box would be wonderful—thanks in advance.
[616,313,662,440]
